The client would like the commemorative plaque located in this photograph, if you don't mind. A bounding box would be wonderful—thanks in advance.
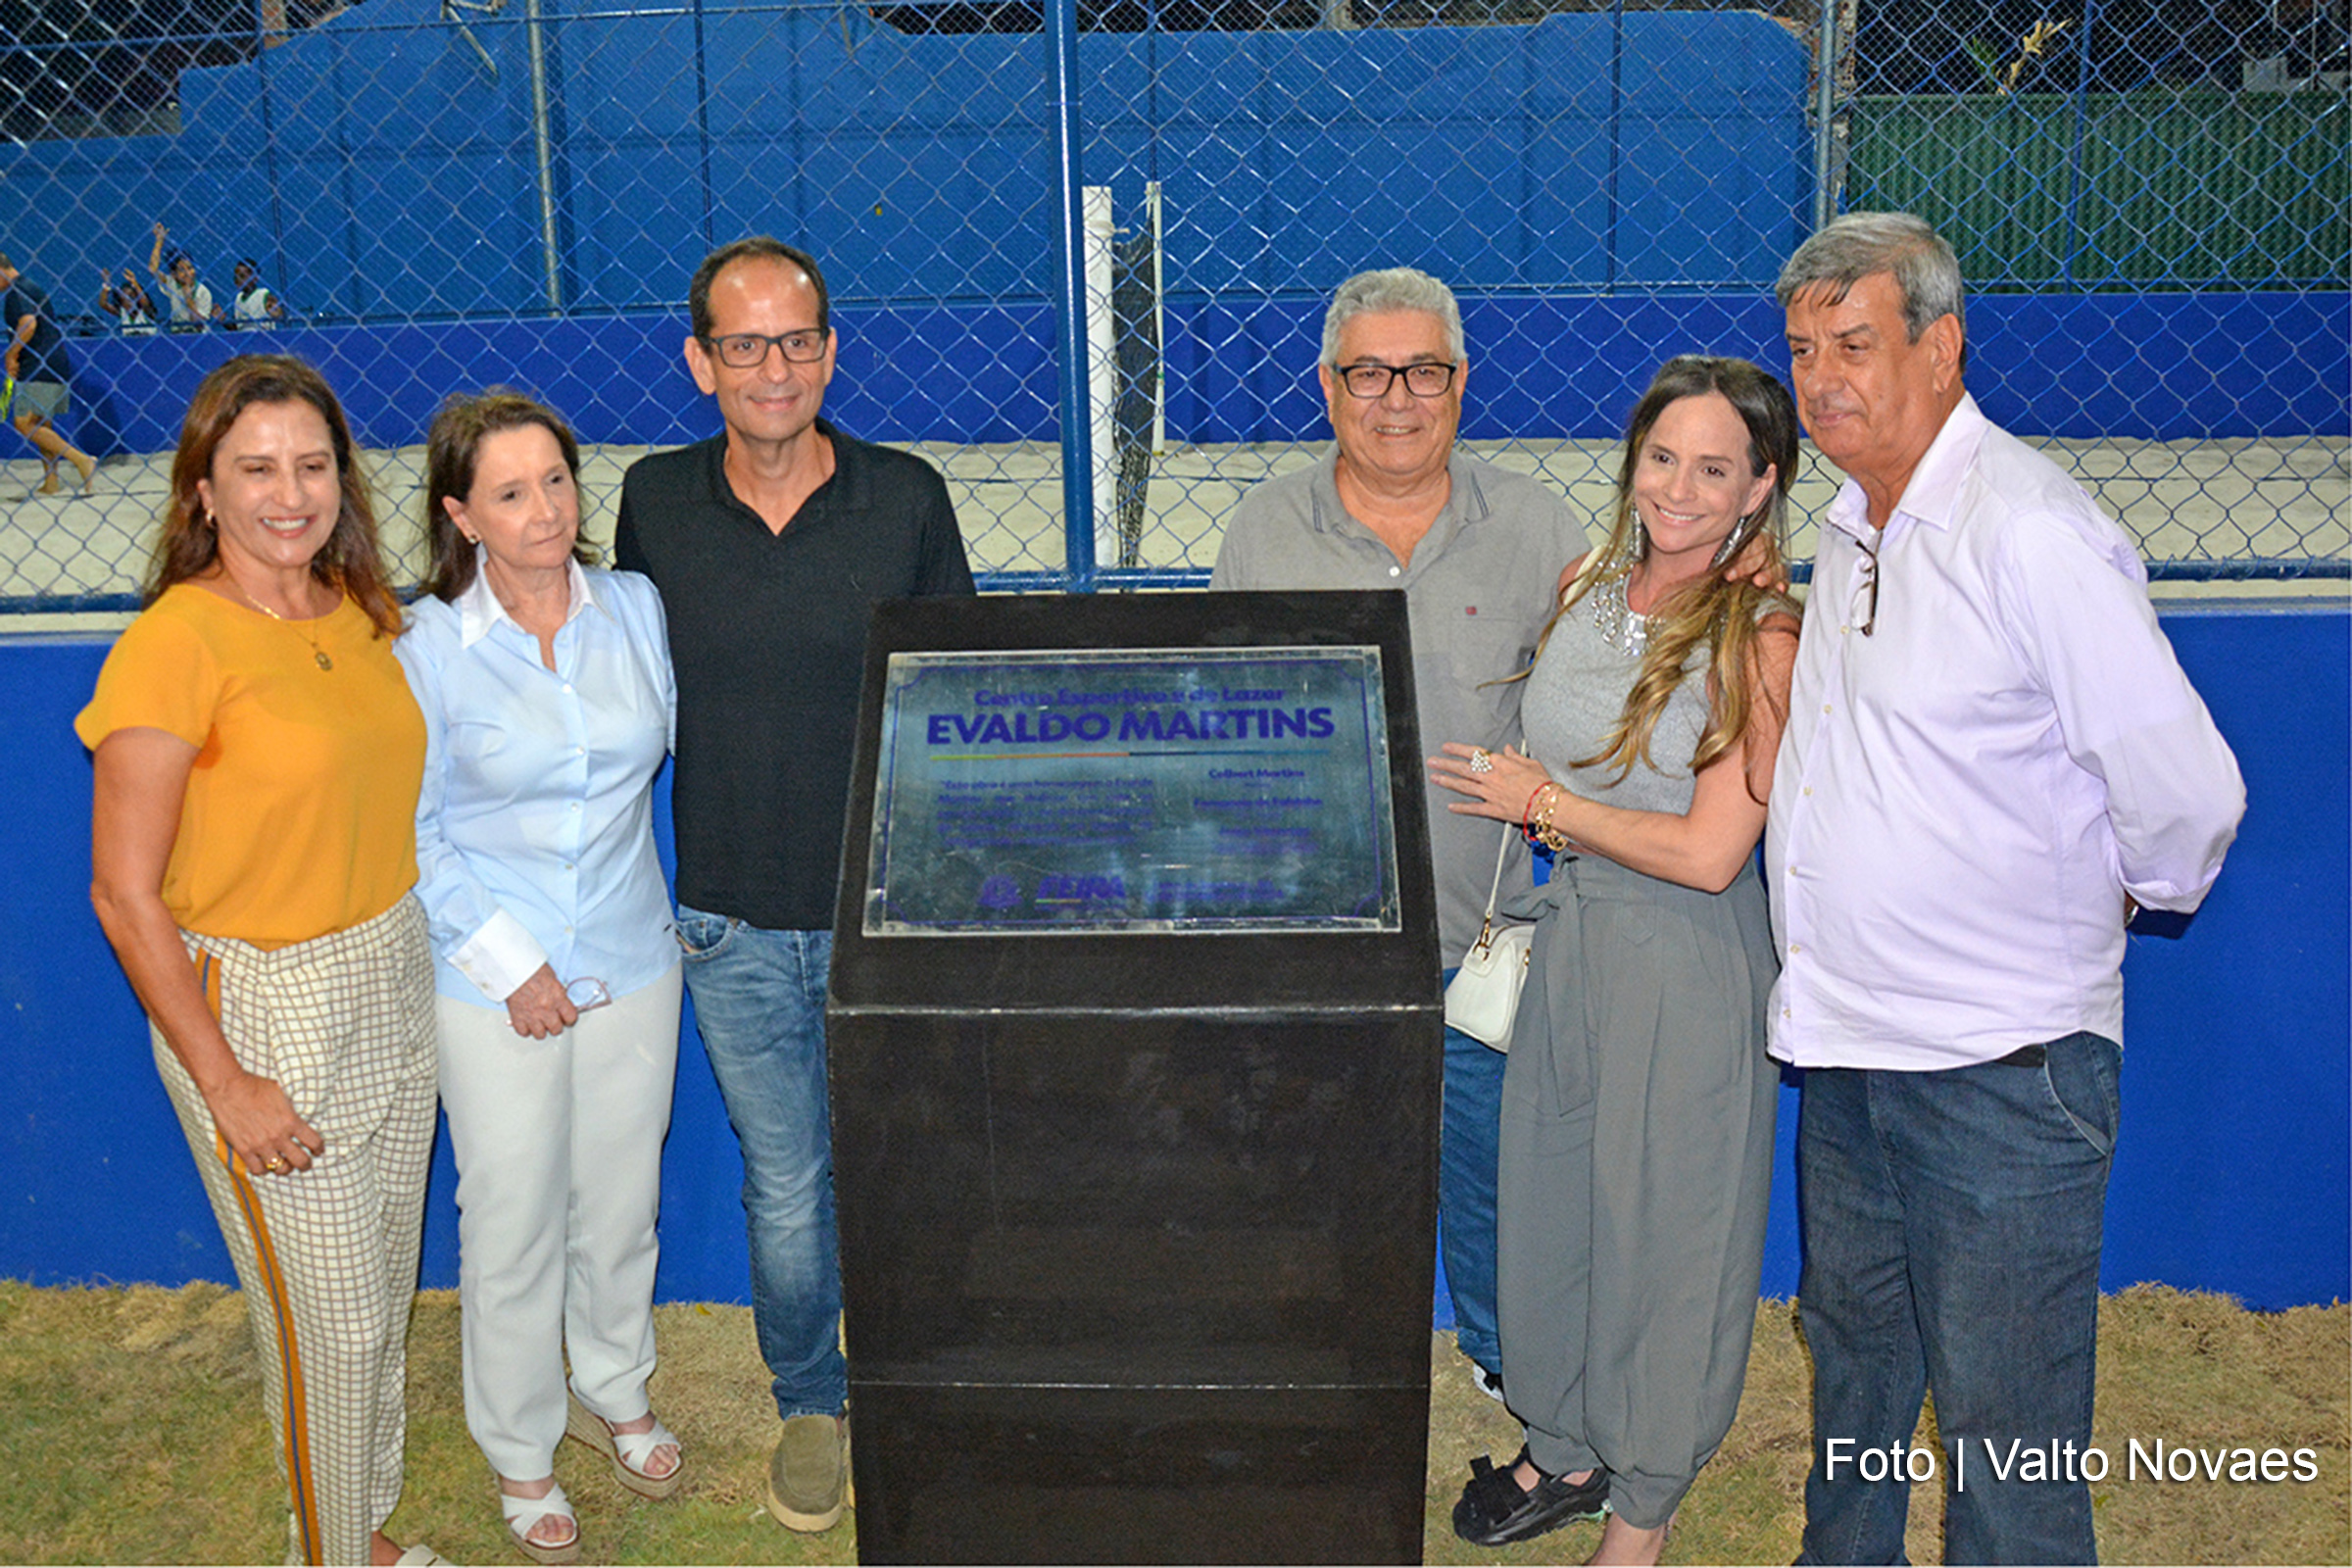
[829,591,1440,1565]
[863,647,1400,935]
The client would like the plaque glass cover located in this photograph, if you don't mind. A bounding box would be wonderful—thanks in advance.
[863,647,1400,934]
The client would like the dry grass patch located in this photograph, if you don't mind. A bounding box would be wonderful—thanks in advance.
[0,1281,2341,1564]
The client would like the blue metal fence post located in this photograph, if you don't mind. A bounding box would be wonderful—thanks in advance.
[254,0,290,314]
[1048,0,1098,593]
[1810,0,1843,230]
[2059,0,2104,289]
[694,0,715,257]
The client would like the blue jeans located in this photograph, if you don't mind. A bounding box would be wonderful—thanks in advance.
[1795,1033,2121,1566]
[1439,974,1505,1376]
[675,907,847,1421]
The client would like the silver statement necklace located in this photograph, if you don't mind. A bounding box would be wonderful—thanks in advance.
[1590,572,1648,660]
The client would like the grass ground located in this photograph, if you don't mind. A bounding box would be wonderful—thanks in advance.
[0,1280,2341,1564]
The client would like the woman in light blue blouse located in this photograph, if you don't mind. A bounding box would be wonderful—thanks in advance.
[396,391,682,1564]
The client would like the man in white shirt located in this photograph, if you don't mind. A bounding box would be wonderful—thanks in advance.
[1768,213,2244,1564]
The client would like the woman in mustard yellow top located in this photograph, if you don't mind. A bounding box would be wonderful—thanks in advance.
[78,356,447,1568]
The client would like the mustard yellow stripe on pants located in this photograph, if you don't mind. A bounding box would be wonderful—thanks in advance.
[153,896,439,1567]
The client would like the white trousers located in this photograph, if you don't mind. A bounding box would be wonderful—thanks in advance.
[437,962,682,1480]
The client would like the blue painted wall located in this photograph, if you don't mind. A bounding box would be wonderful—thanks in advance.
[0,6,1807,321]
[51,289,2352,463]
[8,4,2337,474]
[4,607,2345,1311]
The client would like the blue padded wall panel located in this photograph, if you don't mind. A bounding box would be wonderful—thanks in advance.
[8,611,2344,1309]
[829,305,1058,446]
[798,134,1058,305]
[1968,292,2352,442]
[564,143,711,313]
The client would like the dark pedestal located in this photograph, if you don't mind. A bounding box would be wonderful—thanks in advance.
[829,591,1441,1565]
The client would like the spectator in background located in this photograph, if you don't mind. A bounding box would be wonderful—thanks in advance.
[233,259,288,329]
[150,221,220,327]
[99,267,159,335]
[2,251,99,493]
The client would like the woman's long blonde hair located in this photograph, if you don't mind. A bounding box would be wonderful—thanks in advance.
[1530,355,1800,788]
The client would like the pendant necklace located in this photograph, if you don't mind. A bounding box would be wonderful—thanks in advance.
[231,579,334,670]
[1591,571,1649,660]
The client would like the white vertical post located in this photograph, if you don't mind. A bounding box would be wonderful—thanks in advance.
[1147,178,1165,456]
[1084,184,1118,568]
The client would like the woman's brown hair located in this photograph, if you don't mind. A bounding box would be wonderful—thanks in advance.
[151,354,403,637]
[1531,355,1801,792]
[419,389,594,604]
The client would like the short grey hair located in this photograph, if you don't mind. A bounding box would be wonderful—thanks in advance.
[1320,267,1465,367]
[1776,212,1966,349]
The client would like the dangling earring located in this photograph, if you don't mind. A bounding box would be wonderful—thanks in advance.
[1710,513,1756,571]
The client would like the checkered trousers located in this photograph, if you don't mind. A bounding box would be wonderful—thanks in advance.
[150,893,439,1567]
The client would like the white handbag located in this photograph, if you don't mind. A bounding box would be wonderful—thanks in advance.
[1444,826,1535,1051]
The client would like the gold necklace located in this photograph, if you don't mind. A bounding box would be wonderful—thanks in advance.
[229,578,335,671]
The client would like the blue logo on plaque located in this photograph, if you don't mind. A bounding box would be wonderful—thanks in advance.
[1037,873,1127,905]
[976,874,1022,909]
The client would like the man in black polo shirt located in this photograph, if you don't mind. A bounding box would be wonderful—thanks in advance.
[614,237,974,1534]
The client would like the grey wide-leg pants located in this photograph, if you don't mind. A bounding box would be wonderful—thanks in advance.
[1495,856,1779,1531]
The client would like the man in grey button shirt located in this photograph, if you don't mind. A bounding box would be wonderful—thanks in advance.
[1209,266,1589,1417]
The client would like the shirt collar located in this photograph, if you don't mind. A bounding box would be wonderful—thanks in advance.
[1824,392,1987,547]
[703,416,860,516]
[1306,444,1489,557]
[456,556,598,648]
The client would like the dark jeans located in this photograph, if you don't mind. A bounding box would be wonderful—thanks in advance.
[1439,982,1506,1375]
[675,907,847,1421]
[1795,1033,2121,1566]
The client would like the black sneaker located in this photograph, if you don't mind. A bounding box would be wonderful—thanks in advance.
[1451,1446,1609,1547]
[1472,1364,1506,1405]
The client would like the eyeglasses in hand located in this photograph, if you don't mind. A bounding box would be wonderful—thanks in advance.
[564,977,613,1013]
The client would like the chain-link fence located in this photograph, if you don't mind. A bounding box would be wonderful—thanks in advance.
[1,0,2344,611]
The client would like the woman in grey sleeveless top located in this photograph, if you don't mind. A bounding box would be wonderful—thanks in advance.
[1430,357,1802,1562]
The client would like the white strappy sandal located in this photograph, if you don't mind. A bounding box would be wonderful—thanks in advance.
[564,1393,685,1499]
[499,1478,580,1565]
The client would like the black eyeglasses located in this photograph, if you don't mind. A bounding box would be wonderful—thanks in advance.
[704,329,828,368]
[1335,361,1458,400]
[1853,530,1881,637]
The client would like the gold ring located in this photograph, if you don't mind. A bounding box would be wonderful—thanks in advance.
[1468,748,1494,773]
[264,1156,285,1173]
